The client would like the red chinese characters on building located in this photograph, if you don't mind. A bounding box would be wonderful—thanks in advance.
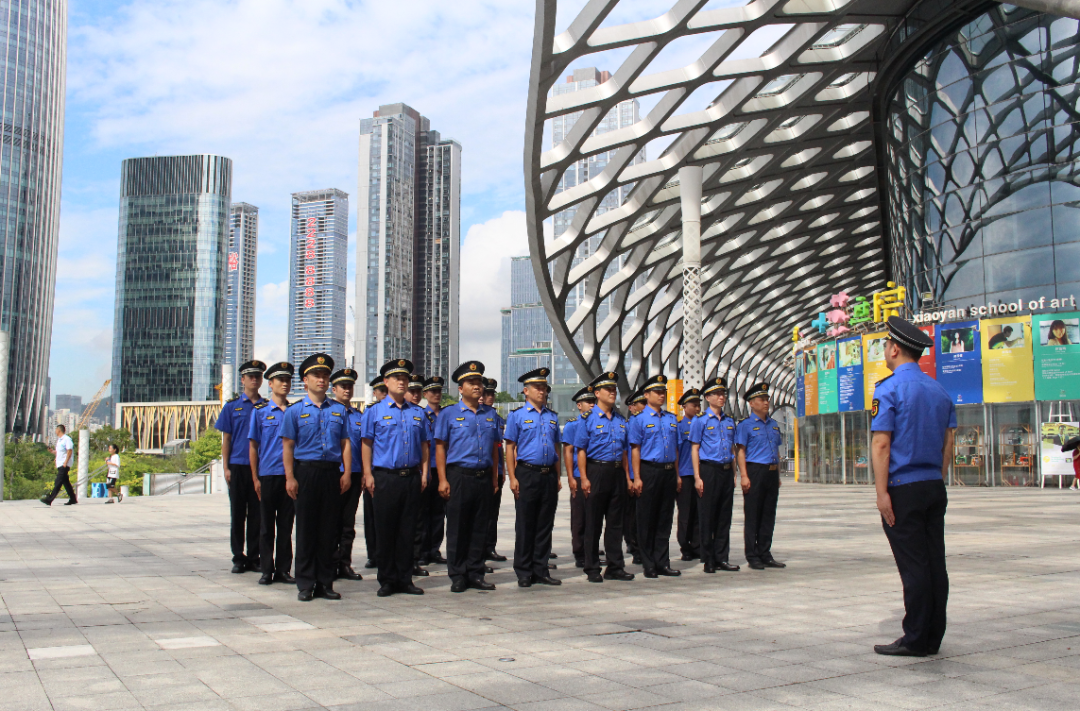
[303,216,316,308]
[228,252,239,271]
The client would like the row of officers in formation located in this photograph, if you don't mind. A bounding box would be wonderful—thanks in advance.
[215,354,786,600]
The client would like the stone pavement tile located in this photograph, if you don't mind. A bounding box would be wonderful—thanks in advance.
[374,677,464,698]
[446,670,567,705]
[509,699,610,711]
[577,687,671,710]
[226,691,322,710]
[0,669,52,709]
[598,669,689,689]
[124,673,224,706]
[300,682,395,708]
[751,683,859,708]
[805,656,883,675]
[573,657,647,675]
[507,664,588,684]
[37,665,128,696]
[699,672,787,693]
[657,661,733,680]
[538,675,630,696]
[639,679,727,702]
[415,660,494,678]
[50,690,143,711]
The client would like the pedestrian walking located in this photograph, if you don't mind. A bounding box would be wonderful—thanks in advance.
[736,382,786,570]
[691,377,739,573]
[629,375,681,578]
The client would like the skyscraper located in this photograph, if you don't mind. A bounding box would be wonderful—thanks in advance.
[288,189,348,393]
[225,203,258,385]
[112,155,232,404]
[356,103,460,383]
[0,0,67,436]
[502,257,554,386]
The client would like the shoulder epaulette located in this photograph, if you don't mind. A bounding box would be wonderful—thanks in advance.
[426,410,436,423]
[253,402,269,409]
[876,374,894,386]
[566,416,577,423]
[287,399,303,407]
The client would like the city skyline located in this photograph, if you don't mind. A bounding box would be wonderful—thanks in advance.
[224,202,259,388]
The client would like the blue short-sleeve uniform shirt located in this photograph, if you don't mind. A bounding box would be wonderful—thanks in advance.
[503,403,561,467]
[690,409,736,464]
[735,412,783,465]
[279,396,350,463]
[360,397,429,469]
[677,415,697,476]
[215,393,266,465]
[563,418,581,478]
[572,407,628,462]
[629,405,679,464]
[870,362,957,487]
[423,405,439,469]
[247,401,289,476]
[435,401,501,468]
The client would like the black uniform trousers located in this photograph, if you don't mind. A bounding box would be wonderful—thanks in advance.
[676,474,699,557]
[636,461,677,574]
[513,463,559,581]
[883,479,949,653]
[742,462,780,564]
[362,489,377,563]
[698,461,734,566]
[46,466,76,503]
[583,461,627,576]
[258,475,295,576]
[623,482,639,557]
[293,461,343,591]
[374,468,421,588]
[486,475,504,554]
[415,475,446,562]
[334,476,362,569]
[569,478,586,563]
[228,464,260,566]
[445,466,494,584]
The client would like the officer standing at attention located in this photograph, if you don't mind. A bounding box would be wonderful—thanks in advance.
[623,388,645,564]
[404,373,430,577]
[629,375,681,578]
[362,376,387,569]
[872,317,955,657]
[691,377,739,573]
[562,386,595,568]
[280,353,352,601]
[215,360,267,574]
[504,368,562,587]
[248,362,297,586]
[573,372,634,583]
[483,378,508,564]
[406,374,424,404]
[735,382,786,571]
[360,359,429,597]
[417,376,448,565]
[329,368,364,582]
[675,389,701,562]
[435,361,502,592]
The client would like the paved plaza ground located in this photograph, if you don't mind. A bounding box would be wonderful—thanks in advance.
[1,481,1078,711]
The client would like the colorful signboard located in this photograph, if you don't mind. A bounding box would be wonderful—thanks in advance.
[1040,421,1078,478]
[936,320,983,405]
[981,316,1034,403]
[803,349,818,417]
[816,342,839,414]
[837,336,863,412]
[796,353,806,417]
[666,379,685,419]
[1033,312,1080,400]
[917,324,936,378]
[862,332,891,409]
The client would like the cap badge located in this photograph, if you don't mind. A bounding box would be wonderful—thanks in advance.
[317,356,325,364]
[398,359,405,366]
[656,376,662,382]
[469,363,477,371]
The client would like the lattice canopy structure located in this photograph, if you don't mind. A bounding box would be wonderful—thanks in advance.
[523,0,1066,408]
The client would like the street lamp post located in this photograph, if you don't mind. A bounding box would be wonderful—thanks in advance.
[679,165,704,391]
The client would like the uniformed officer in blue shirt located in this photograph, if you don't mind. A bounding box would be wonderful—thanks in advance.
[417,376,448,566]
[562,386,595,568]
[629,375,681,578]
[215,360,266,574]
[329,368,364,582]
[623,387,646,565]
[280,353,352,601]
[247,362,296,586]
[871,317,955,657]
[675,389,702,562]
[360,359,430,597]
[362,375,387,569]
[483,378,509,565]
[404,372,431,578]
[573,372,634,583]
[735,382,785,571]
[435,361,502,592]
[691,377,739,573]
[504,368,562,587]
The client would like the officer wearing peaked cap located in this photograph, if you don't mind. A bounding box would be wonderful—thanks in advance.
[483,377,508,564]
[362,375,388,568]
[871,317,955,657]
[622,387,645,564]
[406,373,424,402]
[563,385,596,568]
[629,375,681,578]
[215,360,267,574]
[736,381,785,571]
[691,377,740,573]
[416,376,448,566]
[675,388,702,563]
[328,368,364,582]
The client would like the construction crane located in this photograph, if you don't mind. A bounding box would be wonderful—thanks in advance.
[77,379,111,430]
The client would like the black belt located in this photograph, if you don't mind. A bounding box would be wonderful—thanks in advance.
[641,459,676,470]
[447,465,490,477]
[295,460,341,471]
[701,460,733,469]
[373,466,419,477]
[586,458,621,467]
[517,462,556,474]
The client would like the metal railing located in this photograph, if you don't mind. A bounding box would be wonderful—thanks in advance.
[145,461,215,496]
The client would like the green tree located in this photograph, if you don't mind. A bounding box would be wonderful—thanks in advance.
[3,435,55,500]
[90,426,135,453]
[185,428,222,471]
[495,391,523,403]
[440,394,457,408]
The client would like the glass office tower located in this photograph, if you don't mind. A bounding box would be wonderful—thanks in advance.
[224,203,258,386]
[111,155,232,404]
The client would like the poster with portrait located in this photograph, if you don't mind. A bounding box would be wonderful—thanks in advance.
[917,324,936,379]
[1040,421,1077,477]
[816,342,839,414]
[980,316,1034,403]
[1033,312,1080,400]
[838,336,864,412]
[803,349,818,416]
[862,332,892,410]
[936,320,983,405]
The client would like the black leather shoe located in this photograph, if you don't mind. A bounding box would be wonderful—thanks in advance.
[517,578,533,588]
[412,565,429,577]
[703,564,716,574]
[549,552,559,559]
[548,563,557,569]
[450,579,468,593]
[273,572,296,584]
[231,563,245,574]
[680,553,697,561]
[658,567,681,577]
[874,640,926,657]
[748,561,765,570]
[377,585,394,597]
[246,560,261,572]
[631,555,642,565]
[643,570,658,578]
[535,575,561,586]
[484,565,495,574]
[364,559,376,569]
[399,583,424,595]
[927,648,940,655]
[337,565,363,581]
[64,499,78,505]
[314,585,341,600]
[258,573,273,585]
[763,559,786,568]
[485,551,507,562]
[469,579,496,591]
[718,562,740,572]
[429,553,447,564]
[575,559,585,568]
[39,496,51,506]
[297,588,314,602]
[604,570,635,581]
[587,573,604,583]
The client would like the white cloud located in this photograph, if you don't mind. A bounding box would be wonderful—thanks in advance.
[253,280,290,365]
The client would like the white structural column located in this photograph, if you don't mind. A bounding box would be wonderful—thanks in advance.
[77,429,90,501]
[679,166,704,390]
[0,331,8,501]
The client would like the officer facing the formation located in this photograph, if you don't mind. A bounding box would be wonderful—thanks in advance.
[483,378,508,564]
[629,375,681,578]
[735,382,785,571]
[675,389,701,562]
[503,368,562,587]
[247,362,296,586]
[329,368,364,582]
[215,360,267,574]
[872,317,955,657]
[562,386,595,568]
[435,361,502,592]
[280,353,352,601]
[623,388,645,564]
[691,377,739,573]
[360,359,430,597]
[362,375,388,568]
[573,372,634,583]
[417,376,448,566]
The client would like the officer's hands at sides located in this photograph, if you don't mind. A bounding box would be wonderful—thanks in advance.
[580,476,591,497]
[695,477,704,497]
[877,491,896,527]
[339,473,351,495]
[439,478,451,500]
[740,475,752,494]
[633,479,643,496]
[363,474,375,495]
[676,476,682,495]
[253,479,261,501]
[223,466,231,485]
[286,478,299,500]
[568,477,578,497]
[509,477,520,499]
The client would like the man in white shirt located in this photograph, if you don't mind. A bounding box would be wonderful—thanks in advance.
[41,425,76,506]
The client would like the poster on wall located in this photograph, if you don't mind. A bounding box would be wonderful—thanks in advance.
[1040,421,1078,477]
[796,352,806,417]
[1033,312,1080,400]
[862,332,892,410]
[980,316,1034,403]
[803,349,819,416]
[936,320,983,405]
[837,336,864,412]
[917,324,936,378]
[666,379,684,420]
[816,342,839,414]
